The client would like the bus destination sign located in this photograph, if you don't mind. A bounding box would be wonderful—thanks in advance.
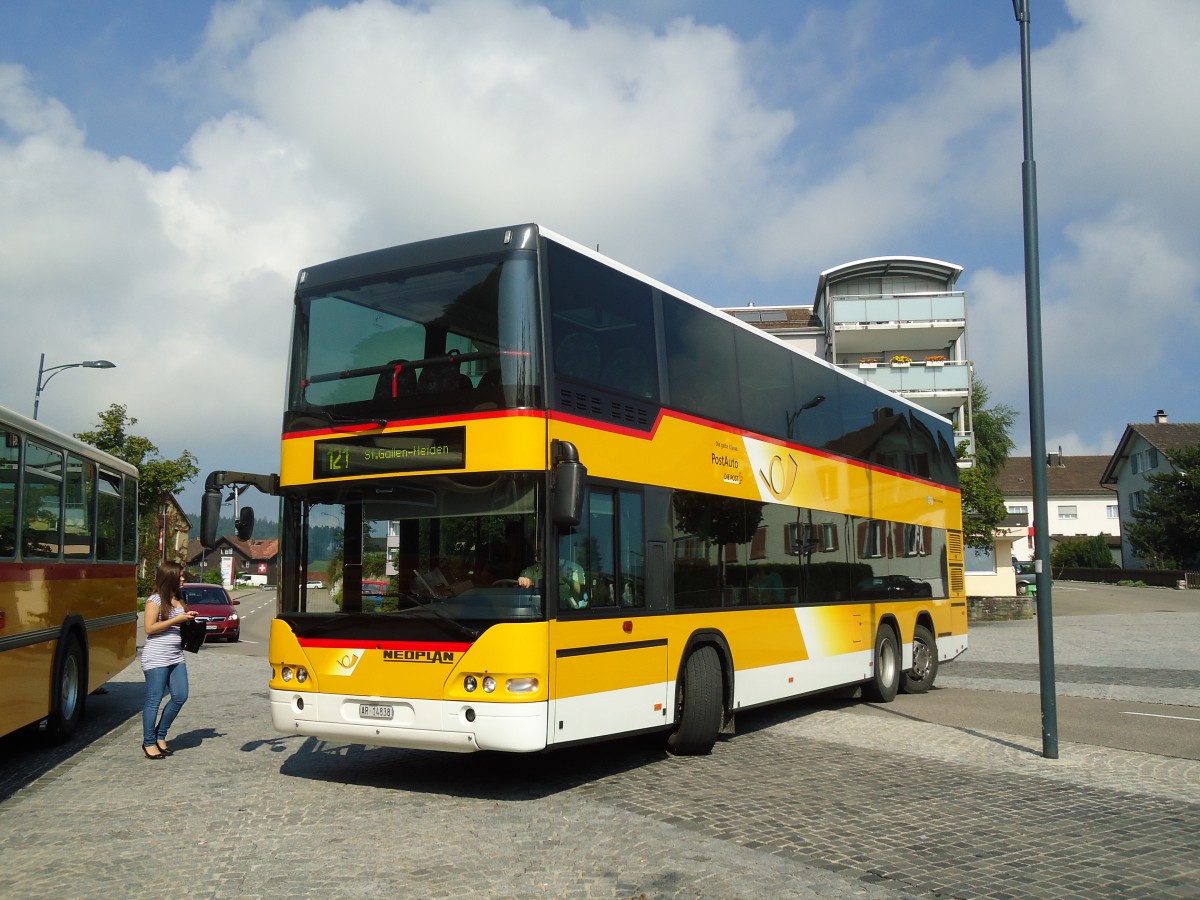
[313,427,466,479]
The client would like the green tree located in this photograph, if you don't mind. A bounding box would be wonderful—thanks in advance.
[1051,534,1116,568]
[959,380,1017,550]
[1124,444,1200,569]
[76,404,200,587]
[76,404,199,517]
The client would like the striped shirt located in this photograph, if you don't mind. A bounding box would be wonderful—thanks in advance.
[141,594,185,671]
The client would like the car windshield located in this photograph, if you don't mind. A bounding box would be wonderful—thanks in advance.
[182,587,231,605]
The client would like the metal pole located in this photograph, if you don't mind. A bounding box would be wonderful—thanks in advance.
[33,353,47,420]
[1013,0,1058,759]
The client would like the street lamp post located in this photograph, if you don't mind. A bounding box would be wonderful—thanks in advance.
[1013,0,1059,759]
[32,353,116,420]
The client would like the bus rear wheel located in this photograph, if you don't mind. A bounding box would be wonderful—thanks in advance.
[901,624,938,694]
[667,645,723,756]
[864,625,900,703]
[46,633,86,742]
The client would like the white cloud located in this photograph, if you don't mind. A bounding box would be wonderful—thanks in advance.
[2,0,1200,514]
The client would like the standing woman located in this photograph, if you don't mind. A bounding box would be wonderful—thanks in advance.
[141,560,196,759]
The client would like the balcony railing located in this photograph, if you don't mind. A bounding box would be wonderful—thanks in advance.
[830,292,965,326]
[844,359,969,394]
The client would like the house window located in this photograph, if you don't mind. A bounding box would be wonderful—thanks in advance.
[1008,504,1028,515]
[1131,453,1140,475]
[1130,491,1143,511]
[1058,505,1078,520]
[1107,504,1118,519]
[1148,448,1158,469]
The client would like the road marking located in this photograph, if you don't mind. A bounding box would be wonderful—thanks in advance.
[1121,711,1200,723]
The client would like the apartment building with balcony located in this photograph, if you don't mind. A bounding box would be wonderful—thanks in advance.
[727,256,972,458]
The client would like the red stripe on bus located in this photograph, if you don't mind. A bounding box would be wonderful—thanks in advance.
[297,637,474,652]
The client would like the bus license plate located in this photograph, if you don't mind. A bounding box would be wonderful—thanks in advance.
[360,704,393,720]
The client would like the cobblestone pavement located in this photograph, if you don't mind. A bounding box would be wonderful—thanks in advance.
[1,607,1197,899]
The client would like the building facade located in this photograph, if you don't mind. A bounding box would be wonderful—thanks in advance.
[1101,410,1200,569]
[996,454,1119,564]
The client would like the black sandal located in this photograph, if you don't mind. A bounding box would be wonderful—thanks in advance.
[156,742,174,756]
[142,745,167,760]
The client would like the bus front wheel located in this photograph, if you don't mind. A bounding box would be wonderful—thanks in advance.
[901,624,938,694]
[667,645,723,756]
[864,625,900,703]
[46,633,86,742]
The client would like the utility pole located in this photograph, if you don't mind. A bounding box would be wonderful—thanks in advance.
[1013,0,1059,759]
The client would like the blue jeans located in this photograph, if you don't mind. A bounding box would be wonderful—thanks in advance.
[143,662,189,747]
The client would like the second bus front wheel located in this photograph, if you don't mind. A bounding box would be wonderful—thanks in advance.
[864,625,900,703]
[46,632,86,743]
[667,645,723,756]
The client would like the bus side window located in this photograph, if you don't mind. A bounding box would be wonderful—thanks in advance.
[0,430,17,558]
[22,440,64,559]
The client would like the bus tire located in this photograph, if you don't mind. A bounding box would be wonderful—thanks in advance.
[667,645,723,756]
[901,624,938,695]
[46,632,86,742]
[864,624,900,703]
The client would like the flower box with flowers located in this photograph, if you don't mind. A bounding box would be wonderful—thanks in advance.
[858,358,879,369]
[924,355,946,367]
[890,355,912,368]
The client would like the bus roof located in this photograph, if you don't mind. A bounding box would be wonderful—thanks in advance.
[296,223,953,427]
[0,404,140,478]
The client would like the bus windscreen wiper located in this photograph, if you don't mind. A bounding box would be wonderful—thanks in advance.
[298,408,388,429]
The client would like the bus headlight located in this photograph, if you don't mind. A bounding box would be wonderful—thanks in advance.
[482,676,497,693]
[295,667,308,683]
[464,675,478,692]
[281,665,308,683]
[506,677,538,693]
[282,666,294,682]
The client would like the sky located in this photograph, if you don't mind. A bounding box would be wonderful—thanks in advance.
[2,0,1198,518]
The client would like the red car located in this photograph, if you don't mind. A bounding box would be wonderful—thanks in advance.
[180,583,241,642]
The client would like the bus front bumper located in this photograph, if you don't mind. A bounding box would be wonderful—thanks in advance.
[269,689,548,753]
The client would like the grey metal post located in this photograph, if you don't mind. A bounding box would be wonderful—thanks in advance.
[1013,0,1059,759]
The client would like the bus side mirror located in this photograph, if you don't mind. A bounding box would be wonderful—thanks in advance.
[551,440,586,529]
[200,489,222,549]
[236,506,255,541]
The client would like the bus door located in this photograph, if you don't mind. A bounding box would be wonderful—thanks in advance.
[548,485,669,744]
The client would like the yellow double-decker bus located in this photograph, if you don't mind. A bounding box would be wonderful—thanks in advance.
[202,224,967,755]
[0,405,139,741]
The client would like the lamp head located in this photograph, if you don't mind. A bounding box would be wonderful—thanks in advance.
[81,360,116,369]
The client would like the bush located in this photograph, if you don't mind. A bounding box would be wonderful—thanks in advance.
[1051,534,1116,569]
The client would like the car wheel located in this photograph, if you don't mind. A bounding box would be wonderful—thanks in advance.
[901,624,938,694]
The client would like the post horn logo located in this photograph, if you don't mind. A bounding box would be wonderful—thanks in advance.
[334,652,361,674]
[759,452,799,500]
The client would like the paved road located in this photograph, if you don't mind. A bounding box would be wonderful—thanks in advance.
[1,583,1197,899]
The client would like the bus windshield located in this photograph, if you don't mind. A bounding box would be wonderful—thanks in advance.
[298,472,543,625]
[288,251,541,426]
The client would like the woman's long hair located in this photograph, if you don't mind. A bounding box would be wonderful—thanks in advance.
[153,560,185,620]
